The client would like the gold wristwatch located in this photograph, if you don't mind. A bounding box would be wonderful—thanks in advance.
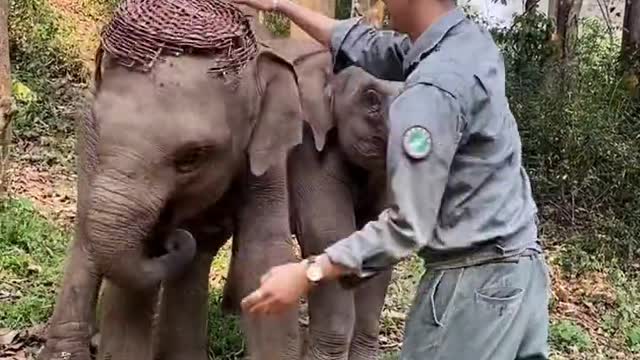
[304,256,324,285]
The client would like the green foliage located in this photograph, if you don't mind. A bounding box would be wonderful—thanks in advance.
[0,198,69,328]
[335,0,352,20]
[380,351,399,360]
[207,290,245,359]
[93,0,121,14]
[627,326,640,353]
[8,0,89,141]
[601,268,640,351]
[485,11,640,265]
[492,11,556,78]
[263,12,291,38]
[550,320,592,352]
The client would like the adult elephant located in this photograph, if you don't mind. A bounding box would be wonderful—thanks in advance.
[223,41,403,360]
[38,33,312,360]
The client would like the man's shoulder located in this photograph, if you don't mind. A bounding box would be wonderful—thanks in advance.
[405,31,506,106]
[405,59,466,98]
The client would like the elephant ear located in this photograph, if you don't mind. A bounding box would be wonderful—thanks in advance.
[248,49,304,176]
[294,49,335,152]
[92,45,121,94]
[93,46,104,92]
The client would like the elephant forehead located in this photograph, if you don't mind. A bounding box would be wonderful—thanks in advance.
[94,76,231,146]
[101,55,232,99]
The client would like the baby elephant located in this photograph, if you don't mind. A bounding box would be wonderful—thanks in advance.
[291,65,402,360]
[257,48,403,358]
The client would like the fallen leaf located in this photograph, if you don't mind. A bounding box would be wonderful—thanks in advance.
[27,265,42,274]
[0,329,18,346]
[0,291,18,301]
[11,350,27,360]
[383,310,406,320]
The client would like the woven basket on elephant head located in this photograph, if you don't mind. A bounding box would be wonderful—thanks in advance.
[99,0,258,80]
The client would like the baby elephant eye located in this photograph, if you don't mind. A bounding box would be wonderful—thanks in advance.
[174,146,212,173]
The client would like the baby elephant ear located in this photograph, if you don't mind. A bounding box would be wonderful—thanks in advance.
[248,49,304,177]
[295,51,335,152]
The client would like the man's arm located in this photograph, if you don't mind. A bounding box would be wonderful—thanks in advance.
[318,83,464,278]
[329,17,411,80]
[239,83,464,315]
[234,0,411,80]
[273,0,337,46]
[234,0,339,45]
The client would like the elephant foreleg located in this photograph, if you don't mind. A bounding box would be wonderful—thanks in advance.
[349,270,392,360]
[228,160,302,360]
[96,281,159,360]
[38,241,101,360]
[290,134,358,360]
[349,184,393,360]
[153,239,223,360]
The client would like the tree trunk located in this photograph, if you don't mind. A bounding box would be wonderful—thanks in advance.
[553,0,583,61]
[622,0,640,74]
[0,0,13,198]
[289,0,336,40]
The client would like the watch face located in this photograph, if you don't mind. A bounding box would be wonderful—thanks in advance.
[307,264,323,282]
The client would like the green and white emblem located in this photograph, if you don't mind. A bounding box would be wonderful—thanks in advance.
[402,126,432,160]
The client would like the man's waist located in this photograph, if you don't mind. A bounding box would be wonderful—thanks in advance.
[418,221,540,270]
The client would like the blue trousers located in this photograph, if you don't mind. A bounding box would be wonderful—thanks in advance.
[400,252,551,360]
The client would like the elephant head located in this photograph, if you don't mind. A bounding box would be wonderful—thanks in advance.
[330,66,401,172]
[84,46,304,291]
[299,64,402,171]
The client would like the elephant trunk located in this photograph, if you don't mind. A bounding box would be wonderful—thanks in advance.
[86,174,196,291]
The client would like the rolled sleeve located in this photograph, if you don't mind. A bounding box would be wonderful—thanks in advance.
[329,18,411,80]
[329,17,362,59]
[325,83,464,277]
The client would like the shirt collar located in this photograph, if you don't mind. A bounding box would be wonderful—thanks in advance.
[402,7,466,75]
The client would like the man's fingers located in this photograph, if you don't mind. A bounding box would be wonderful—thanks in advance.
[241,288,267,310]
[260,270,272,284]
[249,297,279,315]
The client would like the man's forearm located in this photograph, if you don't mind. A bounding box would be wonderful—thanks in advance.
[274,0,338,46]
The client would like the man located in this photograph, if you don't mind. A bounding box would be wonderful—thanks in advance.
[235,0,551,358]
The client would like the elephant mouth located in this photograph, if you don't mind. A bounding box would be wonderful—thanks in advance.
[145,203,179,257]
[355,136,386,159]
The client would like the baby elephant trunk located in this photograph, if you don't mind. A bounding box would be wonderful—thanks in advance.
[86,176,196,292]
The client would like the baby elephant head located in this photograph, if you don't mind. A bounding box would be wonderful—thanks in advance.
[326,66,402,172]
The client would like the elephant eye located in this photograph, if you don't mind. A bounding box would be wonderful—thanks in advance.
[174,146,212,173]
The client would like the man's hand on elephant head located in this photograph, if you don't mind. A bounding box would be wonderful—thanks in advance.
[233,0,279,12]
[241,262,310,315]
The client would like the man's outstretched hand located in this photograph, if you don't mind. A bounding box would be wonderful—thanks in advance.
[232,0,337,47]
[241,254,351,315]
[241,261,311,315]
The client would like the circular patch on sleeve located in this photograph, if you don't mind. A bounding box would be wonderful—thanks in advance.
[402,126,432,160]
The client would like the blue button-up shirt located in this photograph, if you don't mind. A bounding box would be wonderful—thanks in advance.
[324,8,541,275]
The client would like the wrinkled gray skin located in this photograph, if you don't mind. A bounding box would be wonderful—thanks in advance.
[225,43,404,360]
[38,38,309,360]
[289,62,403,360]
[37,27,401,360]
